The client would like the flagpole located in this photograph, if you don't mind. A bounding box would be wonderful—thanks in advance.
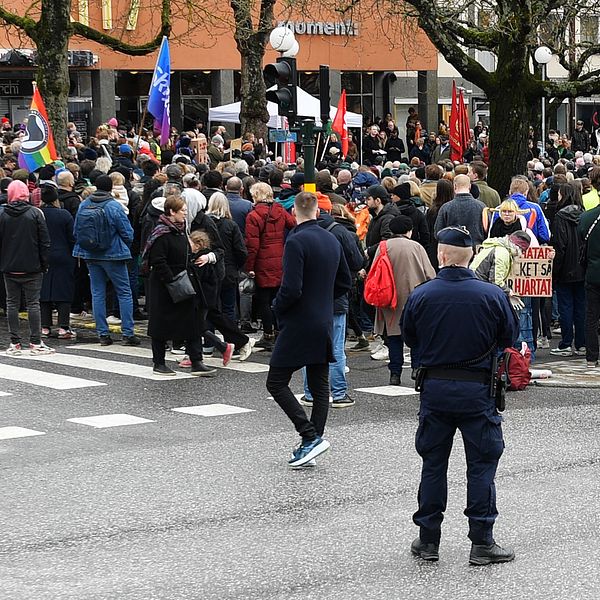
[133,102,149,158]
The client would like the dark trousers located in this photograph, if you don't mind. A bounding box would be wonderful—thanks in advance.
[585,283,600,362]
[152,337,202,365]
[5,273,43,345]
[255,286,278,334]
[555,281,586,349]
[387,333,419,375]
[72,260,91,313]
[220,284,237,322]
[206,307,248,349]
[41,301,71,329]
[413,411,504,546]
[266,363,329,441]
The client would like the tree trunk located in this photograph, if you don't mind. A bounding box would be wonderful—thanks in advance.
[35,0,71,159]
[239,48,269,145]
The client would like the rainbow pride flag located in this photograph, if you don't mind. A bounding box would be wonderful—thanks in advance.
[18,86,58,172]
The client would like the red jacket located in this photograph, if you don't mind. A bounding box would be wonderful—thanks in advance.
[245,201,296,288]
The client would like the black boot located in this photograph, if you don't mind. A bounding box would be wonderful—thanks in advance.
[411,538,439,561]
[469,542,515,566]
[190,361,217,377]
[389,373,401,386]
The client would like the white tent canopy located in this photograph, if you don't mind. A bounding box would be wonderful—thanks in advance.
[208,86,362,129]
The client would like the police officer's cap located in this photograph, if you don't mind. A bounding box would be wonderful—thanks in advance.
[437,226,473,247]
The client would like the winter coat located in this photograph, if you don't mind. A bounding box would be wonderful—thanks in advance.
[0,202,50,273]
[552,204,584,283]
[365,202,400,258]
[474,181,501,209]
[469,237,519,293]
[434,193,487,246]
[510,193,551,244]
[40,206,76,302]
[385,137,406,162]
[57,189,81,218]
[317,212,365,314]
[140,198,165,252]
[245,201,296,288]
[209,215,247,287]
[578,205,600,286]
[394,200,430,251]
[270,220,353,369]
[226,192,253,235]
[362,135,382,164]
[72,191,133,261]
[419,181,438,207]
[147,228,203,341]
[431,144,451,163]
[373,236,435,336]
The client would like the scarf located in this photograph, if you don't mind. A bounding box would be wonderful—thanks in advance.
[140,214,186,274]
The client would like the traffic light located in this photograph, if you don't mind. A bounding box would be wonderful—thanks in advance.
[264,57,297,122]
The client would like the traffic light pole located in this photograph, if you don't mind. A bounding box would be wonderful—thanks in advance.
[300,119,319,193]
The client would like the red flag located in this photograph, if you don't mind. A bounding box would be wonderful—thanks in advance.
[459,89,470,152]
[332,89,349,157]
[449,81,462,162]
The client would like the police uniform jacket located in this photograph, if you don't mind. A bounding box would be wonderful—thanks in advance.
[270,220,352,369]
[401,267,518,415]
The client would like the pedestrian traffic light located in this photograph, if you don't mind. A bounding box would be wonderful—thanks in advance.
[264,57,297,123]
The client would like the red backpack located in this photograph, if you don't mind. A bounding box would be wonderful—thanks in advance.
[498,345,531,391]
[364,241,398,309]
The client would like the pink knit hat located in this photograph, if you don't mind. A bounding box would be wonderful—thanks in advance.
[7,180,30,203]
[107,117,118,127]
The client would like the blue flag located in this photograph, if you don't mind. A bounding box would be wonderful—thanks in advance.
[147,36,170,144]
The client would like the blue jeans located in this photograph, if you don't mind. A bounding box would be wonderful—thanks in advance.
[303,313,347,401]
[388,334,419,375]
[87,260,134,337]
[555,281,585,349]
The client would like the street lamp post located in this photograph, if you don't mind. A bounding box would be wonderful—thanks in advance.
[534,46,552,158]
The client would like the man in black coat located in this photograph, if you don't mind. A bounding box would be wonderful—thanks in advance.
[364,184,400,260]
[266,192,352,468]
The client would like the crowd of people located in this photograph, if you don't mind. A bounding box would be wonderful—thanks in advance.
[0,112,600,375]
[3,109,600,564]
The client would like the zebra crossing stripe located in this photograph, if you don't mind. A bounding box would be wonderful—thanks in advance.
[0,426,45,440]
[70,343,269,373]
[172,404,254,416]
[355,386,418,396]
[0,362,105,389]
[67,414,155,428]
[6,352,193,381]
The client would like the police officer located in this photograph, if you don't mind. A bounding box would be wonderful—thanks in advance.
[401,226,519,565]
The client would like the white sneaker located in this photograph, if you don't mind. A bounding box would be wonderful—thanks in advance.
[29,342,56,355]
[170,346,186,355]
[237,337,256,362]
[537,336,550,349]
[573,347,586,356]
[106,316,122,325]
[371,346,389,361]
[5,342,22,356]
[549,347,573,357]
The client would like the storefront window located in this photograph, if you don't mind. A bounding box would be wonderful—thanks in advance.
[180,72,212,96]
[342,72,374,122]
[341,72,361,95]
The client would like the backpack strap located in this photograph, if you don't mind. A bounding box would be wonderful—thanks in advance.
[325,221,339,232]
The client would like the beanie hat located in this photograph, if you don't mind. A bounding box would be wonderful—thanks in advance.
[392,182,412,201]
[119,143,132,155]
[7,180,30,203]
[83,147,98,161]
[107,117,118,127]
[95,174,113,192]
[38,164,56,181]
[389,215,414,235]
[316,191,333,213]
[290,172,305,188]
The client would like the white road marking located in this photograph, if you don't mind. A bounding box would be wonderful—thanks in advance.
[70,344,269,373]
[0,391,12,396]
[0,362,105,389]
[66,413,155,428]
[172,404,255,417]
[355,385,418,396]
[0,426,46,440]
[8,352,193,381]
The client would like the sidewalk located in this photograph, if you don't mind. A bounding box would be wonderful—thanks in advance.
[532,347,600,388]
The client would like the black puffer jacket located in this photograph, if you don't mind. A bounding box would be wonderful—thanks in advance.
[209,215,247,286]
[365,202,400,260]
[394,200,430,251]
[0,202,50,273]
[552,204,584,283]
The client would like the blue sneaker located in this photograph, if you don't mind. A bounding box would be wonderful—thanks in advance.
[288,436,330,467]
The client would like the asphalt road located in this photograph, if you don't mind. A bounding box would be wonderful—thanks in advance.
[1,322,600,600]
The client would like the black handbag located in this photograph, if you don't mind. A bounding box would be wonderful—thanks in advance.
[166,269,196,303]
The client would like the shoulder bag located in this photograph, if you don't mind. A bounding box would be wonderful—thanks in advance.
[165,239,197,303]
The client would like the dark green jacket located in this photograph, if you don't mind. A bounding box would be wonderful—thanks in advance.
[578,205,600,285]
